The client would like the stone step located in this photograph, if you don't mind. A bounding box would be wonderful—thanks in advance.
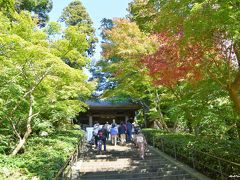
[79,163,180,171]
[84,152,159,157]
[79,172,195,180]
[84,152,160,156]
[72,144,205,180]
[83,150,157,156]
[82,157,165,162]
[79,160,180,168]
[80,168,188,176]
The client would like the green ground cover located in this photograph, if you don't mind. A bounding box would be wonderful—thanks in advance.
[0,127,84,180]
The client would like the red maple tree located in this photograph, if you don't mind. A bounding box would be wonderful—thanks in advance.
[142,33,204,87]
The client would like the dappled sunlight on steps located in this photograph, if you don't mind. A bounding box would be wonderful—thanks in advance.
[71,143,209,180]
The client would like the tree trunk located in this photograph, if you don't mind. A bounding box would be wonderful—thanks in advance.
[236,121,240,139]
[168,87,194,133]
[157,112,170,132]
[186,111,194,133]
[181,106,194,133]
[230,42,240,139]
[11,133,30,156]
[227,71,240,139]
[228,74,240,113]
[186,120,193,133]
[139,101,150,128]
[11,93,33,156]
[143,109,148,128]
[228,90,240,139]
[154,120,163,129]
[154,90,170,131]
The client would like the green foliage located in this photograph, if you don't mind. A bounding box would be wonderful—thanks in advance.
[0,133,14,154]
[0,0,52,26]
[60,0,92,26]
[0,128,84,179]
[129,0,240,43]
[15,0,53,27]
[60,0,97,56]
[0,0,15,17]
[143,129,240,178]
[33,119,54,134]
[158,79,238,139]
[0,10,94,155]
[0,1,93,177]
[98,0,240,140]
[44,21,61,37]
[101,18,158,101]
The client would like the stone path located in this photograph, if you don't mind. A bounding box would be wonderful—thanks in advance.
[71,143,209,180]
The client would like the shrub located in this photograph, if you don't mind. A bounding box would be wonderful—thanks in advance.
[143,128,240,179]
[0,127,84,179]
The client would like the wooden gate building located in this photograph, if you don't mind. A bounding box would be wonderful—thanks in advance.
[77,100,141,127]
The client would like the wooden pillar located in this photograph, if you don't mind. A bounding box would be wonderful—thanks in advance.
[89,115,93,127]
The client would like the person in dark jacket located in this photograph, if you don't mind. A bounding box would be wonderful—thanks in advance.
[118,122,126,145]
[126,121,133,142]
[97,127,107,152]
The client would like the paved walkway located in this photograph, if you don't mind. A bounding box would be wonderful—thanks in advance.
[71,143,209,180]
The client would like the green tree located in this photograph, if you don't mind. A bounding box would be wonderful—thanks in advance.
[0,11,94,155]
[60,0,91,26]
[100,19,169,127]
[51,25,90,68]
[0,0,53,26]
[0,0,15,17]
[60,0,97,56]
[129,0,240,138]
[89,18,115,97]
[44,21,61,38]
[15,0,53,27]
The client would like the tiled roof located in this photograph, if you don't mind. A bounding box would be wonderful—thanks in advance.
[86,100,140,109]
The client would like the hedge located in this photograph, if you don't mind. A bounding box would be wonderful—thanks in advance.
[142,128,240,179]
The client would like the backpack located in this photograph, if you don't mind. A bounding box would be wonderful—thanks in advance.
[136,135,144,143]
[98,131,104,138]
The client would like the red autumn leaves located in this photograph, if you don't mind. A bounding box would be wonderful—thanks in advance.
[142,33,204,86]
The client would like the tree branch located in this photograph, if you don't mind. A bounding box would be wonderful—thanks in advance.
[7,65,53,119]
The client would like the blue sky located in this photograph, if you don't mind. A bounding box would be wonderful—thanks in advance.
[49,0,131,60]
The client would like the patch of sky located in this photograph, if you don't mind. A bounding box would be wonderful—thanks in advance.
[49,0,131,61]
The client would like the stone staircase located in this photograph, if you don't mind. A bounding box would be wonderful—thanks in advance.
[71,143,209,180]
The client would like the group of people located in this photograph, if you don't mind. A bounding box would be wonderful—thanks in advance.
[92,121,133,148]
[91,120,147,159]
[110,121,134,145]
